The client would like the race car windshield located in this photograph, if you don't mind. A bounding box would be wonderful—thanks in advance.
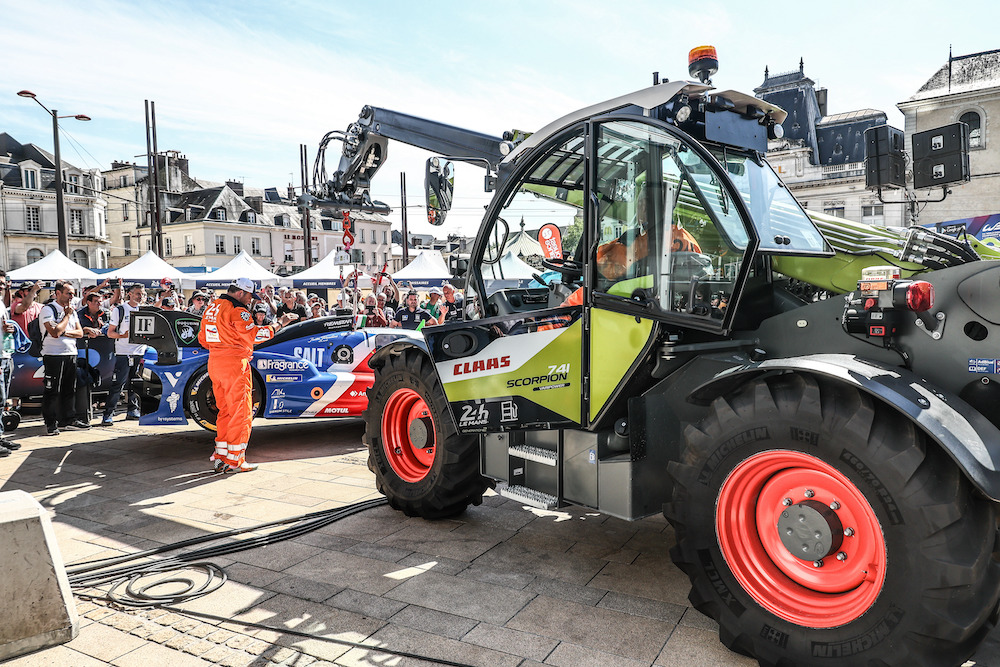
[706,146,833,255]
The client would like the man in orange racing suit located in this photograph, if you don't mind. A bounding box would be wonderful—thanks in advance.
[199,277,298,472]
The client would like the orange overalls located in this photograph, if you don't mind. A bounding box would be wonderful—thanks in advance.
[199,295,275,470]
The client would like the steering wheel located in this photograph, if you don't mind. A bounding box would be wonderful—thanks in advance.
[541,256,584,279]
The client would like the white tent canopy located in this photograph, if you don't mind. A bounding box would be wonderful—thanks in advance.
[289,250,374,289]
[102,250,189,289]
[189,250,285,289]
[391,249,451,288]
[8,249,100,285]
[497,250,537,280]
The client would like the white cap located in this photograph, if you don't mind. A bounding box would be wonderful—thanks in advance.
[231,277,260,298]
[428,286,443,295]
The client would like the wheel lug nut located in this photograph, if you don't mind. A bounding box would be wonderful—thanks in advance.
[813,559,823,568]
[804,489,815,498]
[830,501,841,510]
[782,498,793,506]
[836,552,847,561]
[394,447,402,455]
[844,527,854,537]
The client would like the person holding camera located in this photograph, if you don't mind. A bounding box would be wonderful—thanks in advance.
[11,281,43,332]
[101,283,146,426]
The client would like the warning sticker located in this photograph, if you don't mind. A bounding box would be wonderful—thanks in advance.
[969,359,998,373]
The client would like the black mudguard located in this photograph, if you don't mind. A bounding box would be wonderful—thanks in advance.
[690,353,1000,501]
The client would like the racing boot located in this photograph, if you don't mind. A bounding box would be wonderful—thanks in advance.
[210,441,228,472]
[223,443,258,473]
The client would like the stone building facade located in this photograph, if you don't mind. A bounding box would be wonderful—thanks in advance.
[0,133,110,270]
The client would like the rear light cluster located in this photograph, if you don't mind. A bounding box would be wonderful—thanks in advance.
[842,267,935,346]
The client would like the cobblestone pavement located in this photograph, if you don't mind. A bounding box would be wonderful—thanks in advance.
[0,415,997,667]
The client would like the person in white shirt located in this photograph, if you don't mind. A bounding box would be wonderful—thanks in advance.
[101,283,148,426]
[40,279,86,436]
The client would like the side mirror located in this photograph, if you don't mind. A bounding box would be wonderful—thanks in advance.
[425,157,455,226]
[453,258,469,277]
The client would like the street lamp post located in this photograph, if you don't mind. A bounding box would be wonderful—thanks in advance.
[17,90,90,256]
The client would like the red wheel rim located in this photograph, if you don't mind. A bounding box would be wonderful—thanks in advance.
[382,388,436,482]
[716,450,886,628]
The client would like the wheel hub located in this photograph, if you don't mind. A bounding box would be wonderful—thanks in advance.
[408,416,435,449]
[776,499,843,561]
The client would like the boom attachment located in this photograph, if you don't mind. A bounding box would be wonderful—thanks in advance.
[306,106,507,215]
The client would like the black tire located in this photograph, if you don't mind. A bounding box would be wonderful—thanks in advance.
[363,351,489,519]
[2,409,20,432]
[665,373,1000,667]
[185,366,263,432]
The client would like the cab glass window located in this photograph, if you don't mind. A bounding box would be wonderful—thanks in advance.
[708,147,831,254]
[470,129,585,319]
[593,121,752,322]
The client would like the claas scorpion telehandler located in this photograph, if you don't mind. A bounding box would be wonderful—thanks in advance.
[301,46,1000,666]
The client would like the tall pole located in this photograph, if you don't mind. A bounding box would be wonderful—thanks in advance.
[400,172,409,264]
[51,109,68,255]
[300,144,313,268]
[151,101,163,257]
[144,101,154,255]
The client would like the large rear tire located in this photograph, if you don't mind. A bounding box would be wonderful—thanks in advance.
[363,351,489,519]
[666,373,1000,667]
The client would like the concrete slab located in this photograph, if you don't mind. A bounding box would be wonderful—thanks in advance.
[384,571,536,625]
[389,604,479,639]
[506,595,672,663]
[461,622,558,662]
[655,625,759,667]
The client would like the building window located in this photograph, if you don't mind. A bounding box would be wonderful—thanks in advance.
[233,236,241,254]
[383,230,388,244]
[274,214,284,227]
[284,243,293,262]
[26,206,40,232]
[67,174,79,195]
[246,211,256,224]
[214,208,226,221]
[215,235,226,254]
[960,111,983,149]
[251,237,261,255]
[70,210,84,235]
[22,168,38,190]
[123,235,132,257]
[862,205,885,227]
[101,177,107,190]
[26,248,43,264]
[165,238,173,256]
[312,245,319,261]
[119,175,128,188]
[823,206,845,218]
[71,249,88,267]
[123,203,130,220]
[97,212,105,238]
[185,235,194,255]
[146,239,151,251]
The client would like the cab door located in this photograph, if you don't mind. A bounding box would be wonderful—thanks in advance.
[424,128,589,433]
[585,118,758,424]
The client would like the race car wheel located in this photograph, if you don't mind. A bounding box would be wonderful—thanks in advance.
[185,367,264,432]
[364,351,489,519]
[2,409,20,432]
[665,373,1000,667]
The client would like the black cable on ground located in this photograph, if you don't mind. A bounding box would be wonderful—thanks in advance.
[67,496,479,667]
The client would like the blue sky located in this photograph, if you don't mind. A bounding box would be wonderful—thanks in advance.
[3,0,999,237]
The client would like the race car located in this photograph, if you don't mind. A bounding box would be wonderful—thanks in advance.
[128,309,419,431]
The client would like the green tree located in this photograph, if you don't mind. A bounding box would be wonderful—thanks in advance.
[562,214,583,255]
